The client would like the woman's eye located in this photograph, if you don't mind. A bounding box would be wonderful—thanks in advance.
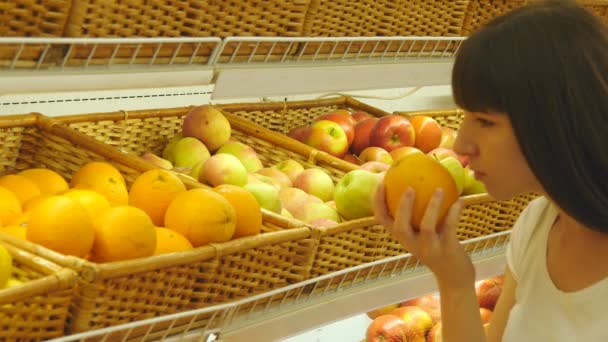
[476,118,494,127]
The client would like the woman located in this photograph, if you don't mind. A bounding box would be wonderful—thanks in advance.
[373,1,608,341]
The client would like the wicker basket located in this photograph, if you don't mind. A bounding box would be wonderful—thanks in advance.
[0,0,72,67]
[0,113,315,334]
[63,0,313,63]
[55,106,358,183]
[462,0,608,35]
[0,240,76,341]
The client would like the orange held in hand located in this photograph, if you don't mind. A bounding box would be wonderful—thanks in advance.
[383,153,459,229]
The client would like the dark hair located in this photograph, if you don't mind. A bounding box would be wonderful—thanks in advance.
[452,0,608,232]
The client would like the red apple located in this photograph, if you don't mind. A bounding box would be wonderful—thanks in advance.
[351,117,379,155]
[369,115,415,152]
[367,303,401,320]
[479,307,493,324]
[305,120,349,157]
[476,278,504,310]
[314,112,356,145]
[390,146,423,162]
[359,146,393,164]
[457,153,470,167]
[287,125,311,143]
[351,111,374,123]
[342,153,362,165]
[391,306,433,342]
[366,315,408,342]
[359,161,390,173]
[400,294,441,324]
[427,322,442,342]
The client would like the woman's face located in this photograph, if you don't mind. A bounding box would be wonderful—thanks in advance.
[453,111,543,200]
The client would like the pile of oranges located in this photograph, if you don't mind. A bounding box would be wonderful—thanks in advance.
[0,162,263,263]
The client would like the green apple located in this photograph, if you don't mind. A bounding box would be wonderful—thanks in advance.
[300,202,341,224]
[293,168,335,202]
[216,141,263,172]
[202,154,247,187]
[273,159,305,183]
[463,167,487,195]
[334,169,383,220]
[162,133,183,162]
[439,156,465,195]
[243,182,282,214]
[172,137,210,168]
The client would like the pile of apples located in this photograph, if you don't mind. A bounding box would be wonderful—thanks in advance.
[365,274,505,342]
[287,109,486,197]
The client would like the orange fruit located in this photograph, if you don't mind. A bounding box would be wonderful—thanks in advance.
[63,189,111,219]
[214,184,263,238]
[384,153,459,229]
[27,196,95,258]
[0,225,26,240]
[164,188,236,247]
[19,168,69,195]
[23,194,52,212]
[90,206,156,263]
[8,212,30,227]
[70,162,128,206]
[0,186,22,225]
[0,174,41,206]
[410,116,443,153]
[128,169,187,226]
[154,227,193,255]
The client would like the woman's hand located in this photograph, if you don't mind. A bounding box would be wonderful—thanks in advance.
[373,182,475,288]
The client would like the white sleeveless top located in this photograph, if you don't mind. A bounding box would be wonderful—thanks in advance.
[502,197,608,341]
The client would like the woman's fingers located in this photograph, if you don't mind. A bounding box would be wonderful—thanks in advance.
[441,198,464,241]
[373,182,393,227]
[419,189,443,239]
[393,187,416,244]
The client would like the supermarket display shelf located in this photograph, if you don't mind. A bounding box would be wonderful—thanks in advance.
[50,231,508,342]
[0,36,463,98]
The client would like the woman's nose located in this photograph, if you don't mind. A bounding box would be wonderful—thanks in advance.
[453,127,477,157]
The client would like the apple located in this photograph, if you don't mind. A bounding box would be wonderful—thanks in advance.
[367,303,401,320]
[400,294,441,324]
[313,112,356,145]
[351,111,374,123]
[287,125,311,143]
[480,307,493,324]
[457,153,470,167]
[390,146,423,162]
[439,156,466,195]
[350,117,379,155]
[308,218,338,228]
[216,141,263,172]
[299,202,341,224]
[325,200,337,210]
[359,161,390,173]
[251,173,282,191]
[305,120,349,157]
[202,154,248,187]
[463,167,487,195]
[293,168,335,202]
[440,126,458,149]
[427,322,442,342]
[141,152,173,170]
[391,306,433,342]
[366,315,408,342]
[272,159,305,183]
[256,167,292,189]
[243,182,282,214]
[342,153,362,165]
[279,187,312,214]
[369,115,416,152]
[172,137,211,169]
[334,170,382,220]
[182,105,231,151]
[359,146,393,164]
[162,133,183,162]
[476,277,503,310]
[427,147,459,161]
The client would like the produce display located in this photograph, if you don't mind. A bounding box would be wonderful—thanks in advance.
[366,274,505,342]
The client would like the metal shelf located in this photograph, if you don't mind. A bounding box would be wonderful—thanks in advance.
[49,231,508,342]
[0,36,464,98]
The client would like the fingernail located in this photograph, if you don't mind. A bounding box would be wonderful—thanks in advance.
[435,189,444,198]
[405,188,414,198]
